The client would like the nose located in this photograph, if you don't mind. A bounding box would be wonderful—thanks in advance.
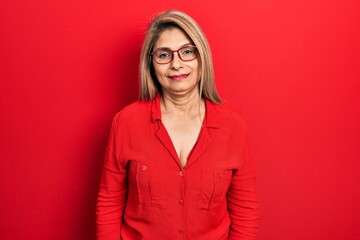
[170,52,183,69]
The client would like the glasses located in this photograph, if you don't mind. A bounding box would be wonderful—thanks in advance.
[151,45,198,64]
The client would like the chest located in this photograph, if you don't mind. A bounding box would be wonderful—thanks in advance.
[123,124,240,211]
[161,117,202,167]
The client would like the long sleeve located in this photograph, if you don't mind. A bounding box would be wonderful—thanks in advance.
[96,114,128,240]
[227,125,259,239]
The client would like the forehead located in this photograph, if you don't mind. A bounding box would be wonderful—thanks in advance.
[154,28,192,49]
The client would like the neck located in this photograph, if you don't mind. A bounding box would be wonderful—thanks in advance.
[160,90,203,117]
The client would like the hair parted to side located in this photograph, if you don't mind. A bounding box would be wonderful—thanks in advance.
[139,10,222,103]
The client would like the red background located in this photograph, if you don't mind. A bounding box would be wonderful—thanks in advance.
[1,0,359,239]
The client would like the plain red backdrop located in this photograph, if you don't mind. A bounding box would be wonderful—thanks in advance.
[1,0,359,239]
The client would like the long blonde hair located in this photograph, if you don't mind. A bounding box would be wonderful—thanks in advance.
[139,10,221,103]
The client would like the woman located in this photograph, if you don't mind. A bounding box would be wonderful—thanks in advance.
[96,10,259,240]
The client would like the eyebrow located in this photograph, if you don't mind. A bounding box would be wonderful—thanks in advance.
[154,43,194,51]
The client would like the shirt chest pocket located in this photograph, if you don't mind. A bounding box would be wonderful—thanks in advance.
[129,161,167,208]
[197,169,233,210]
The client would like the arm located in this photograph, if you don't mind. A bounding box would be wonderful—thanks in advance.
[96,114,128,240]
[227,126,259,239]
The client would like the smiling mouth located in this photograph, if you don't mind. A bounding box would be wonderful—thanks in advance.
[169,74,190,80]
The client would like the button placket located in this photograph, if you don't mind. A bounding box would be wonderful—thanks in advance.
[178,168,186,238]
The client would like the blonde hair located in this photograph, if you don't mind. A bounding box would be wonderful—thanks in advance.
[139,10,221,103]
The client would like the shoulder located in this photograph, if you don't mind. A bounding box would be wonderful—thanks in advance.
[112,100,152,125]
[206,101,247,130]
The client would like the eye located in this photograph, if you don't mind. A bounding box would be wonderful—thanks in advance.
[181,47,195,55]
[156,50,171,59]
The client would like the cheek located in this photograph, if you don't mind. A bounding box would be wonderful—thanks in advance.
[193,59,200,74]
[153,65,166,79]
[194,62,201,79]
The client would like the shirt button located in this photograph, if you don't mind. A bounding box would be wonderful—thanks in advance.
[178,199,184,205]
[179,171,184,177]
[141,165,147,171]
[179,228,185,234]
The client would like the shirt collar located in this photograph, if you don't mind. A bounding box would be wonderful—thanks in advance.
[151,94,162,122]
[151,93,219,128]
[204,99,219,128]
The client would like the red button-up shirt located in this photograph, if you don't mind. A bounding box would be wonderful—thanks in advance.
[96,95,259,240]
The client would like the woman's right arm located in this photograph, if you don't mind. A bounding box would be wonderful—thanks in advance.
[96,114,128,240]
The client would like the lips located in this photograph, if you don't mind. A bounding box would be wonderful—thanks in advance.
[169,74,190,81]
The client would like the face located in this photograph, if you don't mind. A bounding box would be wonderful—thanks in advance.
[152,28,201,98]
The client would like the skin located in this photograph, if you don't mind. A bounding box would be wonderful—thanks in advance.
[153,28,205,167]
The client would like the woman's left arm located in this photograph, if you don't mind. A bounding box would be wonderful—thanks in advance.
[227,124,259,239]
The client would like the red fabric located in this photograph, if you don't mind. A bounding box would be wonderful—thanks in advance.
[96,95,259,240]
